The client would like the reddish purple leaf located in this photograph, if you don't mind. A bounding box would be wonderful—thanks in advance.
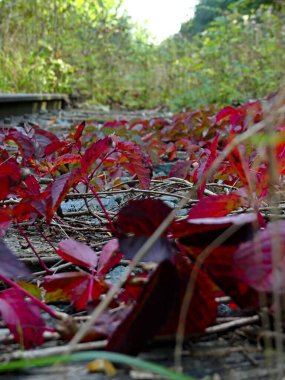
[12,202,40,222]
[116,199,172,237]
[187,245,259,311]
[0,177,11,200]
[0,240,30,278]
[172,212,257,246]
[81,136,115,174]
[119,237,174,262]
[97,239,122,275]
[195,135,219,198]
[57,239,99,269]
[107,260,178,355]
[43,272,109,311]
[73,121,86,141]
[187,193,248,219]
[4,129,35,162]
[233,221,285,293]
[29,126,61,158]
[0,288,45,348]
[44,140,67,156]
[227,135,252,189]
[103,120,129,129]
[46,168,81,221]
[160,256,217,336]
[169,161,193,179]
[49,153,81,174]
[117,140,152,189]
[0,162,22,199]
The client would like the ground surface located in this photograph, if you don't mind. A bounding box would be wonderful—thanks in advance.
[0,107,282,380]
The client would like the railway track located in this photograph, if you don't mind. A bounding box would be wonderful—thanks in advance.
[0,93,69,118]
[0,93,168,135]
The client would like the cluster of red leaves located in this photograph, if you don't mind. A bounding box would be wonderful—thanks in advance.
[0,98,285,352]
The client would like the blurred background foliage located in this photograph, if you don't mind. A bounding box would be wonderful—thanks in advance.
[0,0,284,111]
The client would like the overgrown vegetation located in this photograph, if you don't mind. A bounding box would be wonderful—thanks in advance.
[0,88,285,372]
[0,0,284,110]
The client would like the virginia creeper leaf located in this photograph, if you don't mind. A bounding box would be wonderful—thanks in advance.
[0,288,45,348]
[43,272,109,311]
[172,212,257,246]
[116,199,172,237]
[160,256,217,336]
[187,193,247,219]
[119,237,174,262]
[73,121,86,141]
[81,136,115,174]
[57,239,99,269]
[4,129,35,163]
[0,240,30,278]
[97,239,122,275]
[186,244,260,310]
[107,260,178,355]
[117,141,152,189]
[233,221,285,294]
[46,168,81,221]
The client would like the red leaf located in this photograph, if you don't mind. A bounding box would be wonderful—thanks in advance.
[0,288,45,348]
[187,245,259,311]
[172,212,257,246]
[107,260,178,355]
[169,161,193,179]
[20,175,41,196]
[187,193,247,219]
[160,256,217,336]
[5,129,35,162]
[227,135,251,189]
[119,237,174,262]
[46,168,81,221]
[195,135,219,198]
[0,240,30,278]
[18,192,48,220]
[103,120,129,129]
[117,141,152,189]
[0,162,22,199]
[57,239,99,269]
[49,153,81,174]
[43,272,109,311]
[233,221,285,294]
[0,176,10,200]
[44,140,67,156]
[12,203,40,222]
[216,106,237,123]
[29,126,61,158]
[73,121,86,141]
[81,136,115,174]
[97,239,122,275]
[216,102,262,133]
[116,199,172,237]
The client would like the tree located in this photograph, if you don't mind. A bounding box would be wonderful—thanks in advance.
[179,0,278,38]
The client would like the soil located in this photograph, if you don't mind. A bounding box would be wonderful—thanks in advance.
[0,107,283,380]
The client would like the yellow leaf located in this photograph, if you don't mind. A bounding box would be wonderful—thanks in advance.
[87,359,116,376]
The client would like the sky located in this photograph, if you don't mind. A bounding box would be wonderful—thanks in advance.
[123,0,199,43]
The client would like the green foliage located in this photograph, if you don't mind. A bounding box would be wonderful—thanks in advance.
[179,0,278,38]
[158,4,285,110]
[180,0,236,38]
[0,0,284,111]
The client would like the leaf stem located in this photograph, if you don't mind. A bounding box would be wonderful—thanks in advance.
[0,274,61,320]
[17,224,53,274]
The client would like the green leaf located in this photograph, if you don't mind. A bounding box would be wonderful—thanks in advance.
[0,351,196,380]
